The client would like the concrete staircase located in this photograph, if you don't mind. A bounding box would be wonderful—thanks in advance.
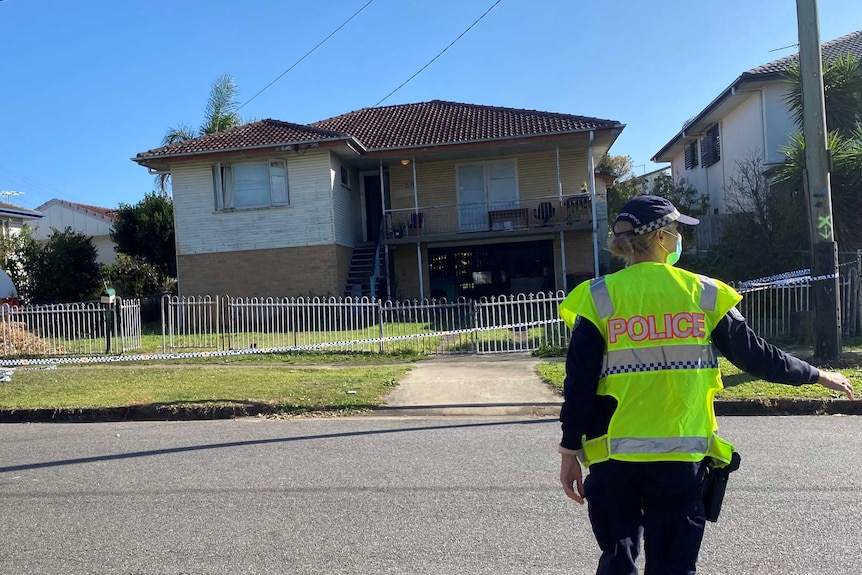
[344,242,385,299]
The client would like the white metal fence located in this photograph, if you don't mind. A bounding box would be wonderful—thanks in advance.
[0,299,143,358]
[1,262,857,360]
[161,292,569,355]
[161,261,862,356]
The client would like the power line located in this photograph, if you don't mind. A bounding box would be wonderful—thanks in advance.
[372,0,503,108]
[237,0,376,112]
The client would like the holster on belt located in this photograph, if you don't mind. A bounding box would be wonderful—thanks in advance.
[702,451,742,523]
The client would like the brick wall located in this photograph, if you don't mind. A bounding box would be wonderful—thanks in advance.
[178,244,353,297]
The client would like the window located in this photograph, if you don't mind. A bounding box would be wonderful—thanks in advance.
[456,158,518,232]
[684,140,699,170]
[340,165,350,189]
[213,160,288,210]
[700,124,721,168]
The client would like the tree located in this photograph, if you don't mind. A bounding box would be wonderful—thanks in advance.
[783,54,862,137]
[110,192,176,282]
[102,253,175,299]
[776,54,862,250]
[705,155,808,280]
[21,228,102,304]
[0,224,39,302]
[596,154,633,178]
[157,73,242,194]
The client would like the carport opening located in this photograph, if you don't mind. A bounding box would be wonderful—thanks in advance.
[428,240,555,300]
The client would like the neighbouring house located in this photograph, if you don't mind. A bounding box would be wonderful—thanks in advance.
[33,199,118,264]
[133,100,624,300]
[0,200,43,238]
[652,29,862,219]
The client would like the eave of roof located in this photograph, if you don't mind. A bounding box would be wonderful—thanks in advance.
[132,119,356,166]
[0,203,43,219]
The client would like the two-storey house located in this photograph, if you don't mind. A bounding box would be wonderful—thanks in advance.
[134,100,624,300]
[652,30,862,216]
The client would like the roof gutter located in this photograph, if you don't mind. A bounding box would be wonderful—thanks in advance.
[0,209,43,219]
[132,135,362,166]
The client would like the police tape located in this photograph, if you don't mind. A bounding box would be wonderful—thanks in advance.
[0,318,563,368]
[737,271,840,293]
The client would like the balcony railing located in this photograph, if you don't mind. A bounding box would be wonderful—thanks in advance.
[385,194,592,240]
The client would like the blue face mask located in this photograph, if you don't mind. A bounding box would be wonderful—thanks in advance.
[660,231,682,266]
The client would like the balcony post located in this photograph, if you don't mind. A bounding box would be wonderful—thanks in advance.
[589,131,599,277]
[557,145,568,292]
[412,156,425,299]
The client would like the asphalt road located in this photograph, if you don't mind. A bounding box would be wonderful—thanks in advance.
[0,415,859,574]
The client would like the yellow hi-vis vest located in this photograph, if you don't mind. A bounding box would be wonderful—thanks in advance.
[559,262,742,468]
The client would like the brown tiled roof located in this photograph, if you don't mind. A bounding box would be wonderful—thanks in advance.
[135,119,349,160]
[744,30,862,77]
[311,100,620,150]
[35,199,116,218]
[64,200,116,218]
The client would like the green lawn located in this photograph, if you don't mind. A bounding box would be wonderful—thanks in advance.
[0,362,411,414]
[536,356,861,400]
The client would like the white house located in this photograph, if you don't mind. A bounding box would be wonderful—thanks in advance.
[652,29,862,215]
[33,199,118,264]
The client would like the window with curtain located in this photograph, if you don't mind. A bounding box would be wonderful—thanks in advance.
[213,160,288,211]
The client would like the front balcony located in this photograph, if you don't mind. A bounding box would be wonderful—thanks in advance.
[384,194,593,244]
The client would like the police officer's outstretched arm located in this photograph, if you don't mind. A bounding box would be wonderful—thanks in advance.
[712,311,855,400]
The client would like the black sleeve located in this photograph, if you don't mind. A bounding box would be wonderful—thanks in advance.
[559,317,610,450]
[711,310,820,385]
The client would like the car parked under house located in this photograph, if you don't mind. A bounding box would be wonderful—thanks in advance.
[134,100,624,300]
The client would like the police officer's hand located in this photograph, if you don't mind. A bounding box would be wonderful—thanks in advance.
[560,453,585,504]
[817,370,855,400]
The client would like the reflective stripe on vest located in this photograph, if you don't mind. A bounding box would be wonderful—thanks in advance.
[699,275,718,311]
[590,277,614,319]
[613,436,707,455]
[602,344,718,378]
[582,433,735,467]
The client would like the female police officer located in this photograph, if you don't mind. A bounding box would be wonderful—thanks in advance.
[557,195,854,575]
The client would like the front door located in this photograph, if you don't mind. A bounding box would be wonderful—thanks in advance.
[363,173,384,242]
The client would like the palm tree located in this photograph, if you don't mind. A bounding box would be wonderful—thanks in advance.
[783,54,862,137]
[157,73,243,195]
[775,54,862,249]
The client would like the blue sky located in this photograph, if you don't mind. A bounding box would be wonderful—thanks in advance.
[1,0,860,210]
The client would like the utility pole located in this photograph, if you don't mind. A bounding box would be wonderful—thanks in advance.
[796,0,841,359]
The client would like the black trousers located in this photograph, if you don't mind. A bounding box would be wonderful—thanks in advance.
[583,459,707,575]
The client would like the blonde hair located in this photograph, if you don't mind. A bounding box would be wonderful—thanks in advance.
[609,220,667,265]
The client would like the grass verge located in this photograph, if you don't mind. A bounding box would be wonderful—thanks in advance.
[536,356,862,400]
[0,363,410,415]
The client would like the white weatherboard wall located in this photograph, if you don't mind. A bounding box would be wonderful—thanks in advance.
[171,150,336,256]
[330,153,362,247]
[33,202,117,264]
[716,92,765,211]
[763,82,798,165]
